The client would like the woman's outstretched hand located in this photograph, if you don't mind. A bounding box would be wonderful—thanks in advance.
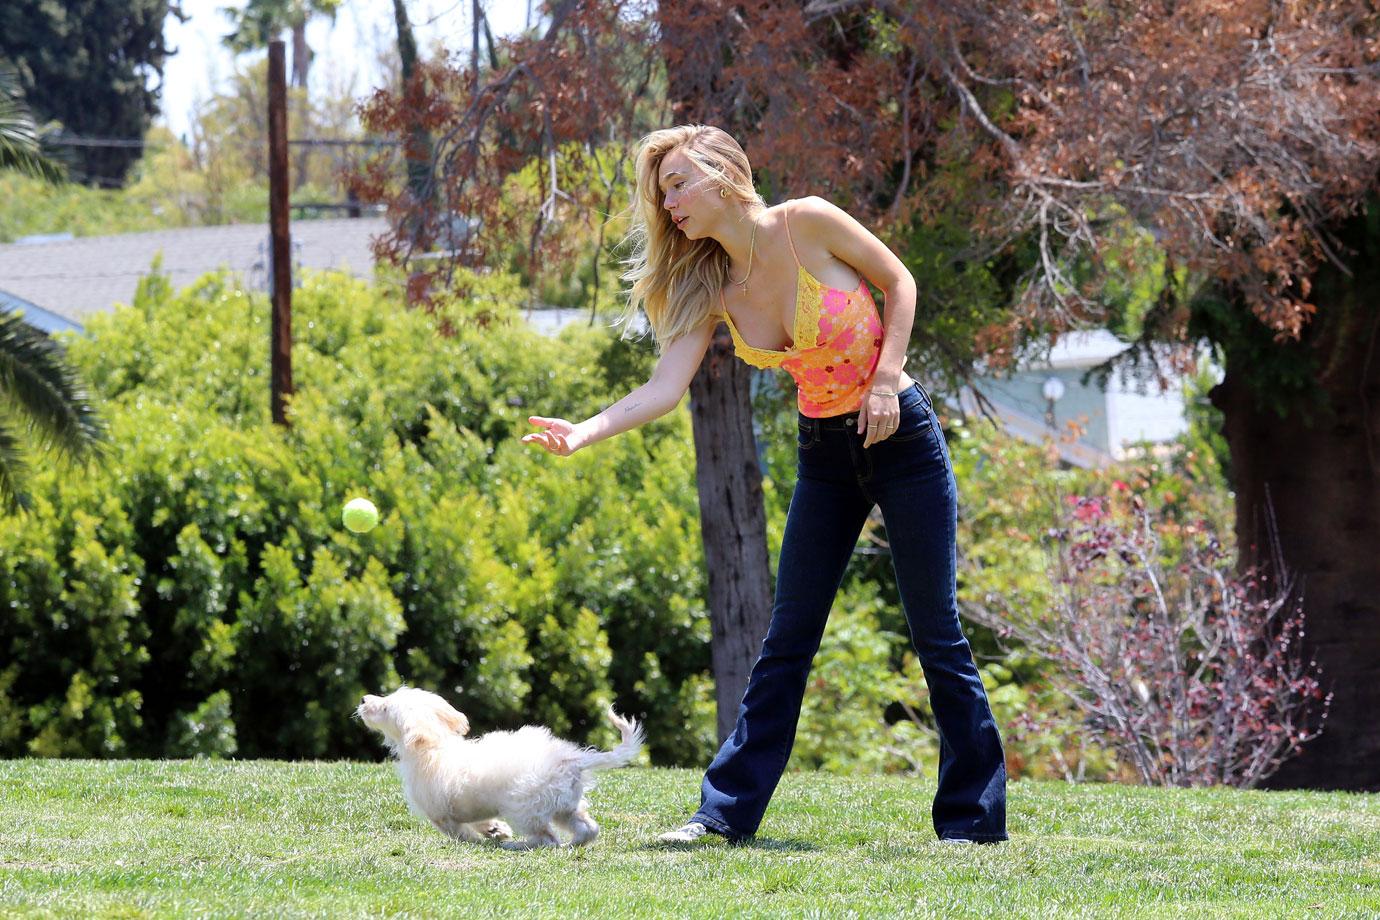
[522,416,583,456]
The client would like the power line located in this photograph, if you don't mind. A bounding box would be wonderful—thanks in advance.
[287,138,399,147]
[46,135,165,149]
[47,136,396,150]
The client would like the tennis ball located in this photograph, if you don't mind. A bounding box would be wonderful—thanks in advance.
[342,497,380,533]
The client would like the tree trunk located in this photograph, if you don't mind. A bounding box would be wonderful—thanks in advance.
[1209,209,1380,791]
[288,23,312,191]
[660,0,775,745]
[689,327,775,744]
[291,23,311,89]
[393,0,434,247]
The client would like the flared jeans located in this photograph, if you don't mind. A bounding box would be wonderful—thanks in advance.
[692,382,1008,842]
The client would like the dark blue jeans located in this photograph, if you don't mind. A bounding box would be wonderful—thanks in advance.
[692,382,1008,842]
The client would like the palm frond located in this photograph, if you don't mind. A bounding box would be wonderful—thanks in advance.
[0,70,64,183]
[0,309,106,462]
[0,420,33,513]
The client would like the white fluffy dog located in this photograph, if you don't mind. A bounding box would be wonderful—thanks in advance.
[357,686,643,849]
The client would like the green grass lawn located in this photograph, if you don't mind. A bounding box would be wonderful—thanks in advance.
[1,760,1376,918]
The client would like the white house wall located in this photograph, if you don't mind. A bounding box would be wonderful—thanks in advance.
[1105,371,1190,459]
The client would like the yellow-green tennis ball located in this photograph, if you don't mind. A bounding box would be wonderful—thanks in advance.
[342,497,379,533]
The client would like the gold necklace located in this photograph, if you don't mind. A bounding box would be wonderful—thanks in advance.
[728,213,759,292]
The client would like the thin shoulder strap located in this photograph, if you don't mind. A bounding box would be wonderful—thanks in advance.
[781,198,803,268]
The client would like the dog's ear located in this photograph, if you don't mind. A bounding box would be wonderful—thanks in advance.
[401,723,440,753]
[434,699,470,736]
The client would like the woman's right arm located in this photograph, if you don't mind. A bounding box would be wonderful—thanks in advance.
[522,318,716,456]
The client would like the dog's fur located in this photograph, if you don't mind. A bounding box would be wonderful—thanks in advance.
[356,686,643,849]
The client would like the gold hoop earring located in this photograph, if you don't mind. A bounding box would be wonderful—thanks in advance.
[719,187,728,198]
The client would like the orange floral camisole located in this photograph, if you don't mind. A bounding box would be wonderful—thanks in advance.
[715,202,885,418]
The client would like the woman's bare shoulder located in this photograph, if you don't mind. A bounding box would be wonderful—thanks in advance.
[789,195,852,224]
[782,196,860,248]
[766,195,835,219]
[758,196,835,235]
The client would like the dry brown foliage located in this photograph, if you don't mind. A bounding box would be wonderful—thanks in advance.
[352,1,1379,359]
[895,0,1380,357]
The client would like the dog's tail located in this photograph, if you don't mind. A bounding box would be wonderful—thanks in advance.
[577,707,644,771]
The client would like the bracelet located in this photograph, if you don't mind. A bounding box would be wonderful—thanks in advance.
[870,389,898,397]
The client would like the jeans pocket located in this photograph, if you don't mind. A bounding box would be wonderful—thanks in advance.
[888,400,933,443]
[796,421,818,450]
[902,381,933,413]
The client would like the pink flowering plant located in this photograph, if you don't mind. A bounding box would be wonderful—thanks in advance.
[965,485,1330,788]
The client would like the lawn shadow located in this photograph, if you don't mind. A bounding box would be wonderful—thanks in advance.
[641,836,819,853]
[730,836,819,852]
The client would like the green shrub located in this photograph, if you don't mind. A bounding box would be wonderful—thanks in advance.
[1,268,711,761]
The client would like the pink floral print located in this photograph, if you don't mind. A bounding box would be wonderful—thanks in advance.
[718,268,884,418]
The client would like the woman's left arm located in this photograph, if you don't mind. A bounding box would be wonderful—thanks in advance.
[792,197,917,443]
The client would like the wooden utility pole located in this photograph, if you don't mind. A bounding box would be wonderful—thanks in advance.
[268,40,293,427]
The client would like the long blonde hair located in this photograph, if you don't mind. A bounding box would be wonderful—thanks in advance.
[618,125,765,349]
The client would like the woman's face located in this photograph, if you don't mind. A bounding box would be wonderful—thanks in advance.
[657,146,718,239]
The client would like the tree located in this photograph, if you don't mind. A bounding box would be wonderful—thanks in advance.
[0,0,181,185]
[898,0,1378,791]
[0,310,105,513]
[222,0,344,90]
[0,74,102,511]
[390,0,434,225]
[186,56,363,201]
[650,0,770,744]
[1202,203,1379,790]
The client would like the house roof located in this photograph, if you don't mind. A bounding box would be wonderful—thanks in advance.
[1023,330,1132,370]
[0,288,82,335]
[0,218,386,330]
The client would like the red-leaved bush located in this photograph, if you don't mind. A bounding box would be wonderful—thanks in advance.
[967,491,1330,788]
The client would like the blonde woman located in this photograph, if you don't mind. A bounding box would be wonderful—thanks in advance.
[523,125,1007,845]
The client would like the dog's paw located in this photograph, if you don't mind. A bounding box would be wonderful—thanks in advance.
[481,820,513,840]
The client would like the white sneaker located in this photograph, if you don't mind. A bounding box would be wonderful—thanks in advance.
[657,821,710,843]
[939,837,976,845]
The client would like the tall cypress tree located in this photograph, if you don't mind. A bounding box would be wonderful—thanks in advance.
[0,0,178,186]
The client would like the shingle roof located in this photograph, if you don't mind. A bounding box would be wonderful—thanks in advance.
[0,218,385,329]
